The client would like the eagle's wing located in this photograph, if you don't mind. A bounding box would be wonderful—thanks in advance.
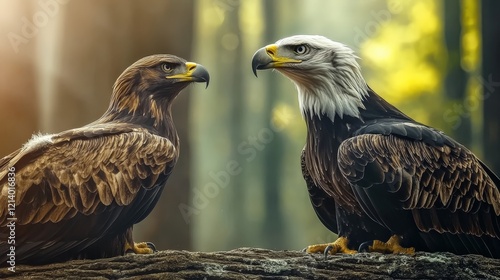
[337,124,500,243]
[0,123,177,261]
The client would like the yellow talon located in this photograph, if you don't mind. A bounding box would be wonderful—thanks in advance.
[369,235,415,254]
[124,241,156,254]
[305,236,357,255]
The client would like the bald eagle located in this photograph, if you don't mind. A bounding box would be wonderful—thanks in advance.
[0,54,209,265]
[252,35,500,258]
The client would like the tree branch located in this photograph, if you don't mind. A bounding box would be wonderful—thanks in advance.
[2,248,500,279]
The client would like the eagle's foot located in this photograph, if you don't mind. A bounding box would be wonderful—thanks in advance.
[304,236,357,259]
[359,235,415,254]
[125,241,158,254]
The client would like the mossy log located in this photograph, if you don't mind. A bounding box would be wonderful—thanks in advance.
[2,247,500,279]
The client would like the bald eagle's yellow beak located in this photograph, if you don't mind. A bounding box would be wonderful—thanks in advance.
[168,62,210,88]
[251,44,301,77]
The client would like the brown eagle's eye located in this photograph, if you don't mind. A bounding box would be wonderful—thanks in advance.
[162,63,173,73]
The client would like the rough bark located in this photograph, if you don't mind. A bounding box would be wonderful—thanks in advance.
[2,248,500,279]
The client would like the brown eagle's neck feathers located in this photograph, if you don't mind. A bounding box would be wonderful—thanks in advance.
[95,68,180,145]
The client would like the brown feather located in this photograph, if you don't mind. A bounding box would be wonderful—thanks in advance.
[338,134,500,239]
[0,128,176,226]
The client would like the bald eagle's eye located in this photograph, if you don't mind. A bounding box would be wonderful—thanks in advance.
[294,45,308,55]
[162,63,174,73]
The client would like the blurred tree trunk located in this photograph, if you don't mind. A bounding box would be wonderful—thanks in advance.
[215,2,246,249]
[481,0,500,174]
[260,0,286,249]
[39,0,195,250]
[443,0,470,146]
[0,2,38,157]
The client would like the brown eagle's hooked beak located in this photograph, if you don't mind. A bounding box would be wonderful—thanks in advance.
[168,62,210,88]
[251,44,301,77]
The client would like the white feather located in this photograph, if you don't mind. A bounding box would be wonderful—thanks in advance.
[22,132,54,153]
[274,35,368,121]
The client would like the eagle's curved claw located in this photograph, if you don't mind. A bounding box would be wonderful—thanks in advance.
[304,236,357,258]
[358,241,372,252]
[146,242,158,253]
[323,244,334,260]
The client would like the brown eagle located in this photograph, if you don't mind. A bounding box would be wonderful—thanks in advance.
[0,54,209,265]
[252,35,500,258]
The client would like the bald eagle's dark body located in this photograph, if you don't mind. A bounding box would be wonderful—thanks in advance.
[304,88,500,257]
[252,35,500,258]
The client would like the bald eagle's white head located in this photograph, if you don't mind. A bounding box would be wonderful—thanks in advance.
[252,35,368,121]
